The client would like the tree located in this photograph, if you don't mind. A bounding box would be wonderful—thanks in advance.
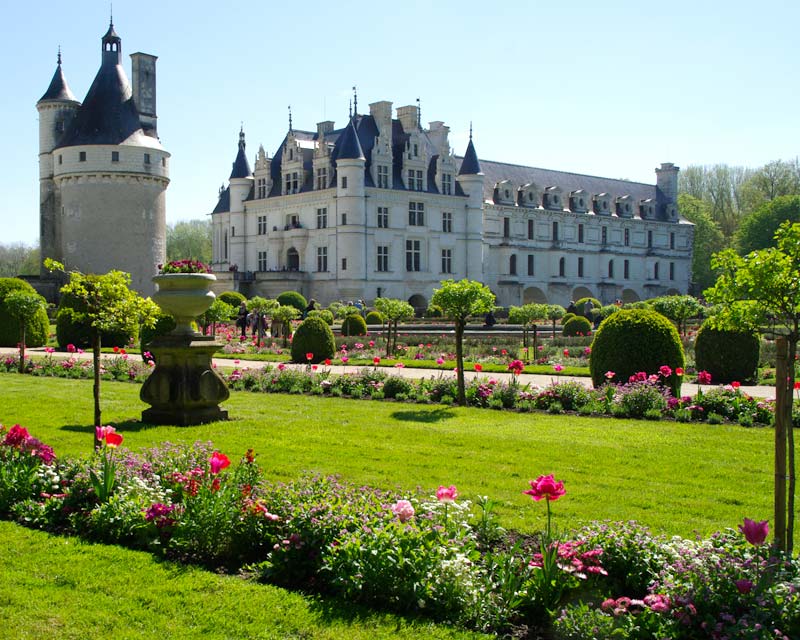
[247,296,279,345]
[271,304,300,348]
[508,303,548,358]
[374,298,415,357]
[0,242,39,277]
[166,220,212,264]
[431,279,495,405]
[45,259,157,441]
[649,295,703,336]
[705,221,800,553]
[735,195,800,255]
[199,298,235,338]
[546,304,566,336]
[4,291,47,373]
[678,194,726,293]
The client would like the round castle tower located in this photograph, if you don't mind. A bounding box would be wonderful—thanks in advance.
[38,22,169,295]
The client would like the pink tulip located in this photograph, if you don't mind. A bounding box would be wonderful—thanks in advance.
[209,451,231,474]
[739,518,769,546]
[697,370,712,385]
[735,579,753,594]
[95,425,116,441]
[436,485,458,503]
[524,474,566,502]
[391,499,415,522]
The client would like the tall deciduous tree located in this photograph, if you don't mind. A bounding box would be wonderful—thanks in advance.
[705,221,800,553]
[166,220,212,264]
[374,298,415,357]
[45,259,157,441]
[0,242,39,277]
[431,279,495,405]
[4,290,47,373]
[735,195,800,255]
[678,194,726,294]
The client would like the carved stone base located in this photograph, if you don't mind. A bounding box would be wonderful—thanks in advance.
[140,335,230,426]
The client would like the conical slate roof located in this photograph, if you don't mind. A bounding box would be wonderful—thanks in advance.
[335,118,365,160]
[230,129,252,179]
[458,137,481,176]
[39,54,78,103]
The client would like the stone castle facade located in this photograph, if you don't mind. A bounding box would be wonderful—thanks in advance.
[37,21,169,295]
[210,98,693,310]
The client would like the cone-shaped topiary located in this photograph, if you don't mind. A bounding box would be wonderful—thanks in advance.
[290,316,336,363]
[562,315,592,337]
[590,309,684,396]
[0,278,50,347]
[694,322,760,384]
[341,313,368,336]
[277,290,307,313]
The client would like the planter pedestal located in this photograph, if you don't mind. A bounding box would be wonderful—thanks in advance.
[140,334,229,426]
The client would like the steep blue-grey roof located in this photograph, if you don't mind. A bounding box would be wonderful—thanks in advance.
[39,55,78,103]
[212,186,230,214]
[335,118,365,160]
[230,129,252,179]
[457,138,481,176]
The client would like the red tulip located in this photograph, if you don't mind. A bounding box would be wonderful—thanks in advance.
[105,432,123,448]
[209,451,231,474]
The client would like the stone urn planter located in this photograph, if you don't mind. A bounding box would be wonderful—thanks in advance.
[152,273,216,335]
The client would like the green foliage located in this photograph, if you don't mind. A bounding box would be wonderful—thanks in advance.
[307,309,334,325]
[649,295,703,335]
[56,297,137,349]
[425,304,443,318]
[508,303,548,327]
[562,316,591,337]
[276,291,307,312]
[341,314,367,337]
[290,316,336,363]
[561,312,575,325]
[430,280,495,326]
[0,278,49,347]
[0,242,40,278]
[736,195,800,254]
[694,322,760,384]
[140,311,176,349]
[218,290,246,307]
[574,297,600,318]
[365,311,384,325]
[247,296,279,316]
[678,193,726,293]
[166,219,212,264]
[590,309,685,396]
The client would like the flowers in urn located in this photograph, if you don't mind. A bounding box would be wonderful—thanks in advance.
[158,259,212,274]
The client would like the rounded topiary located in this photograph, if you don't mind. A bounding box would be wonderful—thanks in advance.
[55,291,136,349]
[0,278,50,347]
[290,316,336,363]
[562,312,576,325]
[307,309,334,326]
[562,315,592,337]
[341,313,367,337]
[694,322,760,384]
[140,311,177,349]
[277,290,307,313]
[590,309,684,396]
[575,297,601,318]
[218,290,246,308]
[365,311,384,325]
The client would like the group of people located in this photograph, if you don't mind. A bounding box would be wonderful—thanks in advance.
[235,302,271,338]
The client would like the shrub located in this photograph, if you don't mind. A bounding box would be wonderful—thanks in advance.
[616,382,669,418]
[290,316,336,364]
[561,312,576,325]
[562,316,592,337]
[575,297,601,318]
[341,314,367,337]
[0,278,49,347]
[425,304,443,318]
[217,291,246,308]
[590,309,684,396]
[694,322,760,384]
[382,375,414,399]
[307,309,334,326]
[140,310,177,349]
[276,291,307,313]
[56,303,136,349]
[365,310,384,325]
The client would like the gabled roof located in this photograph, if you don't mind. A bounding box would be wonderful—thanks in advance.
[230,129,252,179]
[39,55,78,103]
[458,138,481,176]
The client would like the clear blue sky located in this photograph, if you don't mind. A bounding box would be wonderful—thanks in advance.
[2,0,798,245]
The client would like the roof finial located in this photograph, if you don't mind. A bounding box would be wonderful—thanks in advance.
[469,121,473,140]
[353,86,358,116]
[57,45,62,65]
[239,124,245,148]
[110,3,113,28]
[416,97,421,128]
[288,105,293,132]
[348,99,352,119]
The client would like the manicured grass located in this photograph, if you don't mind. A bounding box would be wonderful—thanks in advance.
[0,375,789,540]
[0,521,484,640]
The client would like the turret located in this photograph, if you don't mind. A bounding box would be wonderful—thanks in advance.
[456,127,485,279]
[334,118,367,278]
[656,162,680,221]
[228,128,253,270]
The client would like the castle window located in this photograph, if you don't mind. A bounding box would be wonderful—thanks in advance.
[377,206,389,228]
[316,167,328,190]
[111,151,119,162]
[257,250,267,271]
[601,227,607,244]
[162,157,166,167]
[257,178,267,199]
[316,246,328,272]
[377,246,389,272]
[79,151,86,162]
[669,261,675,280]
[442,211,452,233]
[406,239,421,271]
[527,254,534,276]
[58,155,62,165]
[528,219,534,239]
[624,228,630,246]
[670,232,675,250]
[648,230,653,248]
[413,143,419,157]
[257,215,267,235]
[510,254,517,276]
[441,173,452,195]
[55,120,64,132]
[231,227,235,237]
[552,221,559,242]
[624,259,630,279]
[528,192,535,202]
[442,249,453,274]
[377,164,389,188]
[144,153,151,164]
[341,213,347,226]
[317,207,328,229]
[608,260,615,278]
[341,176,347,189]
[407,169,423,191]
[654,262,660,279]
[409,202,425,226]
[503,217,510,239]
[578,257,584,278]
[341,257,347,271]
[558,257,565,277]
[578,224,584,243]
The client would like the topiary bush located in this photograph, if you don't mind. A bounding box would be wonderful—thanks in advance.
[290,316,336,363]
[140,310,177,349]
[277,291,307,313]
[218,291,246,308]
[590,309,684,396]
[561,312,576,325]
[562,315,592,337]
[0,278,50,347]
[341,313,367,337]
[575,297,601,318]
[307,309,334,326]
[365,311,384,325]
[694,322,760,384]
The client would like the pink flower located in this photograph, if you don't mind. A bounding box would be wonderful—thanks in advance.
[474,363,483,372]
[739,518,769,546]
[3,425,30,447]
[605,370,615,380]
[373,356,381,365]
[735,579,754,594]
[524,474,566,502]
[95,425,116,442]
[44,347,55,354]
[659,365,673,377]
[311,365,318,371]
[643,594,671,613]
[341,356,349,364]
[563,349,570,357]
[553,364,564,372]
[675,367,684,376]
[508,359,524,375]
[394,362,405,368]
[731,381,741,389]
[66,343,76,353]
[391,499,415,522]
[209,451,231,474]
[436,485,458,503]
[697,370,712,385]
[368,340,375,347]
[436,357,444,365]
[277,363,286,371]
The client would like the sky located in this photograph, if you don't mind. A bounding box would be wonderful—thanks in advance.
[2,0,798,246]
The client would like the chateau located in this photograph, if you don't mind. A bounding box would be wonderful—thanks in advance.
[37,22,169,296]
[210,99,693,310]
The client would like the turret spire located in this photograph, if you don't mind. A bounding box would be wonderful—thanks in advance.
[57,46,62,66]
[288,105,293,132]
[353,86,358,116]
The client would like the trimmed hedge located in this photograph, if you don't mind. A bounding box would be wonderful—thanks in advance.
[562,316,592,337]
[290,316,336,363]
[0,278,50,347]
[365,311,384,325]
[694,323,760,384]
[218,291,246,308]
[575,297,601,318]
[307,309,334,326]
[277,291,307,313]
[341,314,367,337]
[590,309,684,396]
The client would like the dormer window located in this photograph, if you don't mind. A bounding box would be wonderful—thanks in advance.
[441,173,452,195]
[639,198,656,219]
[377,164,389,188]
[593,193,611,215]
[518,183,540,207]
[569,190,588,213]
[544,186,563,210]
[616,195,633,217]
[664,203,678,221]
[494,180,514,204]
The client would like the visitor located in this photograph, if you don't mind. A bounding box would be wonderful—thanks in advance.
[303,299,316,319]
[567,300,577,315]
[484,310,497,328]
[583,300,594,318]
[236,302,248,338]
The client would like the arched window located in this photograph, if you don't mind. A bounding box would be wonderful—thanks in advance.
[509,254,517,275]
[558,257,565,277]
[608,260,614,278]
[287,247,300,271]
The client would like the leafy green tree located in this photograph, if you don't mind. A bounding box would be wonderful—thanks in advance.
[0,242,39,277]
[431,279,495,405]
[166,220,211,264]
[649,295,703,336]
[4,291,47,373]
[271,304,300,347]
[374,298,415,357]
[508,303,548,357]
[45,259,158,438]
[199,298,235,338]
[546,304,566,337]
[735,195,800,255]
[247,296,279,344]
[678,193,726,293]
[705,221,800,552]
